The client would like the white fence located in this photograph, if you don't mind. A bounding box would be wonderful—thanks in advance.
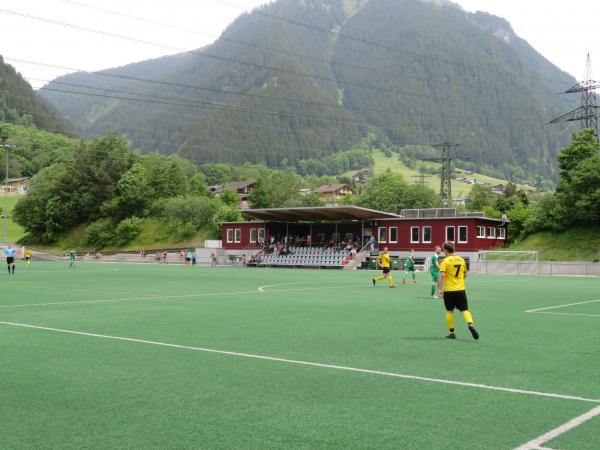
[470,261,600,277]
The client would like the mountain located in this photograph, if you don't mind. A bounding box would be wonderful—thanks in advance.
[0,56,69,133]
[39,0,577,180]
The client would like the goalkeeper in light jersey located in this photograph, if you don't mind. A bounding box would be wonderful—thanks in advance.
[402,249,416,284]
[371,247,396,288]
[430,246,442,298]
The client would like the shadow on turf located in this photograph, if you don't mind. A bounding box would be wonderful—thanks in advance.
[403,336,478,343]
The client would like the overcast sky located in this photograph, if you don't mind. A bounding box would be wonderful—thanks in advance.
[0,0,598,88]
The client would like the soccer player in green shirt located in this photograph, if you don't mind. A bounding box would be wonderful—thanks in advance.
[430,245,442,298]
[69,250,76,269]
[402,249,416,284]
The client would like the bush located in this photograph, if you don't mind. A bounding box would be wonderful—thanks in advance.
[115,217,143,245]
[84,219,115,248]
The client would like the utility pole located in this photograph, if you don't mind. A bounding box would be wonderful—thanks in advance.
[423,142,463,207]
[551,53,599,138]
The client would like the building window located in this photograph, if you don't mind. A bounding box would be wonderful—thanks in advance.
[234,228,241,243]
[249,228,257,243]
[389,227,398,243]
[446,226,455,242]
[487,227,496,239]
[258,228,265,243]
[411,226,420,243]
[226,229,234,243]
[422,226,432,243]
[498,228,506,240]
[477,226,486,238]
[378,227,387,243]
[458,226,468,243]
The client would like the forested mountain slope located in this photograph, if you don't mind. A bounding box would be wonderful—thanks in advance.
[40,0,577,180]
[0,56,69,133]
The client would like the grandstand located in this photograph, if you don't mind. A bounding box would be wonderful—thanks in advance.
[221,206,510,268]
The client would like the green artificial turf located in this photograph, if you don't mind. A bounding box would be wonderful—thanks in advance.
[1,262,599,449]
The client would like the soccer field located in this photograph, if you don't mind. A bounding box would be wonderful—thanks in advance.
[1,262,598,449]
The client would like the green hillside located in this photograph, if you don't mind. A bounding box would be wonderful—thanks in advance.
[40,0,576,181]
[349,149,512,198]
[1,196,26,243]
[509,227,600,262]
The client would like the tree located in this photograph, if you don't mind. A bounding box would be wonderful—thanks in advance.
[248,178,272,208]
[557,129,599,182]
[466,184,497,211]
[220,189,239,207]
[354,173,409,214]
[111,163,150,219]
[144,154,188,199]
[555,129,600,226]
[189,173,210,197]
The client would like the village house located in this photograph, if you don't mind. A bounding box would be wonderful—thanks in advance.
[313,184,355,202]
[1,177,30,195]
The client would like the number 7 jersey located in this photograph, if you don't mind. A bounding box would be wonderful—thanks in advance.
[439,255,467,291]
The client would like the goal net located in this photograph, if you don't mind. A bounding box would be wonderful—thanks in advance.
[477,250,538,263]
[475,251,539,275]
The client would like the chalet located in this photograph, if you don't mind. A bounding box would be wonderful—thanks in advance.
[1,177,30,194]
[313,184,355,202]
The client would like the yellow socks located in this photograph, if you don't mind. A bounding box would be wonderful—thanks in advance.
[388,275,394,286]
[461,310,474,325]
[446,311,455,332]
[373,275,386,282]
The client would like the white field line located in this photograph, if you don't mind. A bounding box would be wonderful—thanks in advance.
[257,281,366,292]
[1,321,599,405]
[0,284,368,309]
[513,405,600,450]
[531,312,600,318]
[525,299,600,313]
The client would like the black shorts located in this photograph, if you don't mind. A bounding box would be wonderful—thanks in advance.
[443,290,469,312]
[382,267,390,274]
[7,257,14,264]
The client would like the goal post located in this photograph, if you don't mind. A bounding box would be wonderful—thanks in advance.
[475,250,539,275]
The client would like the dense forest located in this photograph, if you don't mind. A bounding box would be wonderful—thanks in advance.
[40,0,577,182]
[0,56,69,133]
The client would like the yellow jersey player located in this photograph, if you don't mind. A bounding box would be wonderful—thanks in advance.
[372,247,396,288]
[25,248,31,267]
[438,241,479,340]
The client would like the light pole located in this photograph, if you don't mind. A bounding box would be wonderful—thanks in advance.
[0,143,14,245]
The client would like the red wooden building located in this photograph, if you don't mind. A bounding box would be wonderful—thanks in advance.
[220,207,508,259]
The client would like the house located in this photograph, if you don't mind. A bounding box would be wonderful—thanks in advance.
[490,184,505,194]
[209,179,256,196]
[208,180,256,208]
[1,177,30,194]
[313,184,355,202]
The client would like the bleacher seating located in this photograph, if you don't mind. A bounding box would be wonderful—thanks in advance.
[257,247,350,268]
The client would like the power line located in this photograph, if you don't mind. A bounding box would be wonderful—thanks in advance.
[1,9,571,117]
[25,75,556,128]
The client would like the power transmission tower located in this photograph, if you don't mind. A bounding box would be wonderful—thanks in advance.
[550,53,599,138]
[412,165,429,186]
[422,142,463,207]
